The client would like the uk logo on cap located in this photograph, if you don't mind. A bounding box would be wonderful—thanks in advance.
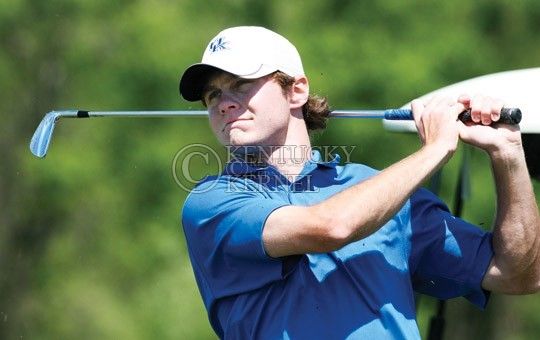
[209,37,228,53]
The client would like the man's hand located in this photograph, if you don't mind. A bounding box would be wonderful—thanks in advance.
[457,94,522,155]
[411,96,465,160]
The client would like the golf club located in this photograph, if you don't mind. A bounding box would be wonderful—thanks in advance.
[29,108,520,158]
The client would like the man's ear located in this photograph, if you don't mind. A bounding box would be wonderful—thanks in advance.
[289,76,309,109]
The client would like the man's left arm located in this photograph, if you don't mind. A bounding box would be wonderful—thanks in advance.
[457,94,540,294]
[481,143,540,294]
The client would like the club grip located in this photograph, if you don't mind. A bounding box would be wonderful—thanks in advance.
[458,107,521,125]
[384,108,521,125]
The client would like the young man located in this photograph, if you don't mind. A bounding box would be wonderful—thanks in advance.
[179,26,540,339]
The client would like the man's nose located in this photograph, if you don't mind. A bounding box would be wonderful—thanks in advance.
[218,93,240,115]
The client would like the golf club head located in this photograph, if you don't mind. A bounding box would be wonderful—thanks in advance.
[29,111,77,158]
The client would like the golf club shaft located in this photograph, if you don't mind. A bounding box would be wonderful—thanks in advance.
[60,107,522,123]
[61,109,388,118]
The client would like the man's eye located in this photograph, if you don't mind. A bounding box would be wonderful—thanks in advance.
[204,89,221,105]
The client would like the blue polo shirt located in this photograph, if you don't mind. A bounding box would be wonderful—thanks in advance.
[181,150,493,339]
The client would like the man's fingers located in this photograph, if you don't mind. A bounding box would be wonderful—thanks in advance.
[481,101,492,125]
[453,102,467,117]
[466,95,506,125]
[470,95,485,123]
[491,99,504,122]
[458,120,469,139]
[434,97,461,119]
[457,94,471,107]
[430,96,452,111]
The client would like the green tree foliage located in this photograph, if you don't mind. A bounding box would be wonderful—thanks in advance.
[1,0,539,338]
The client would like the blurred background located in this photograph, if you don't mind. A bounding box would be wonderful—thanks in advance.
[1,0,539,338]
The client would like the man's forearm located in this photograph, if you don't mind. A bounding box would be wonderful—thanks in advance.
[487,145,540,293]
[315,143,452,244]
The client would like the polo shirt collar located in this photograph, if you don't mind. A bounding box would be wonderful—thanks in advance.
[309,148,341,168]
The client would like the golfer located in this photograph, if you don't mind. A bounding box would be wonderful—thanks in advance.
[179,26,540,339]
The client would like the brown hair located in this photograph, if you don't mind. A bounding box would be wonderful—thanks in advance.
[273,71,330,131]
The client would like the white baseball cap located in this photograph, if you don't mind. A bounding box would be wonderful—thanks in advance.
[179,26,305,101]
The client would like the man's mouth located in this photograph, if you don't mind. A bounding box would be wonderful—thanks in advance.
[223,118,252,131]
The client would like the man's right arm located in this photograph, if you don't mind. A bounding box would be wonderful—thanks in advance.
[263,97,464,258]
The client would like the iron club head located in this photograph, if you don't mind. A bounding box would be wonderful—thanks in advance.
[29,110,79,158]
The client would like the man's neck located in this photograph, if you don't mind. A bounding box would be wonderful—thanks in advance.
[271,113,313,180]
[262,144,312,181]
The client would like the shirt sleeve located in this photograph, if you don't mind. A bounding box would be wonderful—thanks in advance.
[181,175,290,306]
[408,188,494,309]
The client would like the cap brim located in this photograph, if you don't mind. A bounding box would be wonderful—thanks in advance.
[179,64,222,102]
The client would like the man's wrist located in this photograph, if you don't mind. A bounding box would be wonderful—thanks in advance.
[421,142,455,165]
[488,142,524,163]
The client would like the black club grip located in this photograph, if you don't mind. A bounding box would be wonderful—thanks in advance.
[458,107,522,125]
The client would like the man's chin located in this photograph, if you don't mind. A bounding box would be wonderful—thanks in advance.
[227,134,259,148]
